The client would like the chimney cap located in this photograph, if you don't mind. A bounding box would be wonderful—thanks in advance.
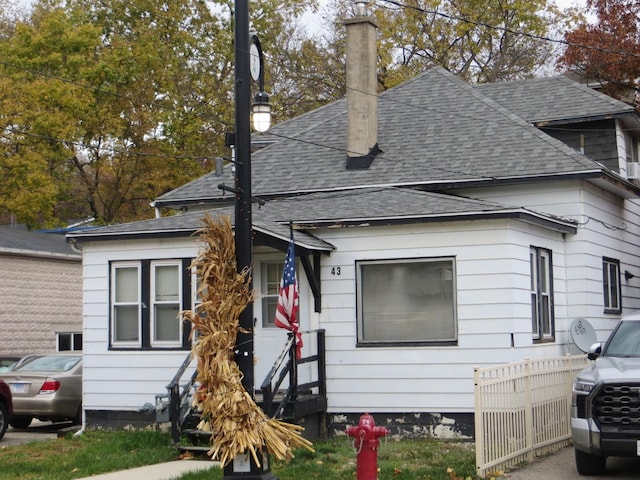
[353,1,369,16]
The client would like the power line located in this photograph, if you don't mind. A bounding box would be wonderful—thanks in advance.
[375,0,640,59]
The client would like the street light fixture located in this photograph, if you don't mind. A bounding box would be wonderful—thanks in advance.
[249,33,272,133]
[252,90,271,133]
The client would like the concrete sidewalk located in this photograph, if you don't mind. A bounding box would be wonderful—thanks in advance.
[75,460,218,480]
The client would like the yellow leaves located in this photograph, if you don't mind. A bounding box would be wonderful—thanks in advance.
[446,466,476,480]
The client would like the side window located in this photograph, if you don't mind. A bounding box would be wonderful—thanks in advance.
[530,247,554,342]
[603,257,621,314]
[111,262,142,347]
[57,332,83,351]
[356,258,457,345]
[151,261,182,347]
[110,259,191,350]
[261,261,284,327]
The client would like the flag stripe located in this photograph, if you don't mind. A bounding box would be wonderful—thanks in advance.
[274,235,303,358]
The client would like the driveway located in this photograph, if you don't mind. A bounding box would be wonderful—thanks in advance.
[505,447,640,479]
[1,421,74,448]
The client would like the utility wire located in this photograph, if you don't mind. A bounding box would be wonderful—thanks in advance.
[376,0,640,59]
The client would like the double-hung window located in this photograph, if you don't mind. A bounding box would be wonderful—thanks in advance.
[112,263,142,346]
[110,259,192,349]
[151,262,182,346]
[603,257,621,313]
[356,257,457,345]
[530,247,554,341]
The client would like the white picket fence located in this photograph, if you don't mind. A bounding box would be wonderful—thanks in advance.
[474,355,591,478]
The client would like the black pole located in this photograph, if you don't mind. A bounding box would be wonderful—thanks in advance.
[224,1,276,479]
[234,0,253,398]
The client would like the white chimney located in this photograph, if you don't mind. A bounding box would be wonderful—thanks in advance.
[345,1,379,169]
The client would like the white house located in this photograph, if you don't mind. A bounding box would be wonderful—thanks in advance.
[67,11,640,437]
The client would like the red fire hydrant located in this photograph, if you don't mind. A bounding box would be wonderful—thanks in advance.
[346,413,390,480]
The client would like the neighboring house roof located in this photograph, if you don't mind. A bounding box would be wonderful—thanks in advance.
[0,226,81,260]
[67,187,577,248]
[153,67,640,210]
[475,74,637,125]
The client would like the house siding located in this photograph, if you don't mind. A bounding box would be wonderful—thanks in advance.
[81,238,199,412]
[458,179,640,335]
[79,216,568,422]
[313,219,567,417]
[0,253,82,354]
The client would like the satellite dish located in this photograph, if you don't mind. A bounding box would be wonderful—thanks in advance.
[570,318,597,353]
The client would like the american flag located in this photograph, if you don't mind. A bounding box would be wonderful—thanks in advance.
[274,235,302,358]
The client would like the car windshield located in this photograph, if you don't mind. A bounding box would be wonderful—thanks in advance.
[603,321,640,357]
[14,355,81,372]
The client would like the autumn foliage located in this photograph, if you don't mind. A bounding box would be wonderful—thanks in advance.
[558,0,640,107]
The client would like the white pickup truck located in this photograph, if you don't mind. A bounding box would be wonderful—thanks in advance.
[571,314,640,475]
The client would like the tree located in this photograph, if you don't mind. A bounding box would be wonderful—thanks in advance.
[0,0,318,228]
[371,0,565,87]
[558,0,640,106]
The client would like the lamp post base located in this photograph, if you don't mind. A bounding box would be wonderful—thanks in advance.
[222,451,279,480]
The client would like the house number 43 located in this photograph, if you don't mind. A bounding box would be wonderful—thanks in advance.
[331,266,341,276]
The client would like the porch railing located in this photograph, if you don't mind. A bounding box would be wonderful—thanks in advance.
[163,328,327,446]
[260,329,326,418]
[474,354,591,478]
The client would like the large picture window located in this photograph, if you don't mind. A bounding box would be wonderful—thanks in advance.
[110,259,192,349]
[530,247,554,341]
[356,258,457,345]
[603,257,621,313]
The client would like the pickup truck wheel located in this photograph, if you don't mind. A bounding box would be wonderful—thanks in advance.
[575,449,606,475]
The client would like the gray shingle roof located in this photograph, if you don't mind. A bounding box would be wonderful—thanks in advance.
[68,187,576,244]
[0,226,80,258]
[475,74,636,124]
[154,67,613,209]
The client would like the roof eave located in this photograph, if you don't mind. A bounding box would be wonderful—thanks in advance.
[285,209,578,235]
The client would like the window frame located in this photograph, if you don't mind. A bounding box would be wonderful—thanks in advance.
[260,260,286,328]
[57,332,83,351]
[530,246,555,342]
[109,258,192,350]
[355,257,458,347]
[602,257,622,314]
[150,260,183,348]
[111,262,142,347]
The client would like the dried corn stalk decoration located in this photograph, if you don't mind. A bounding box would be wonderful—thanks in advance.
[182,214,314,468]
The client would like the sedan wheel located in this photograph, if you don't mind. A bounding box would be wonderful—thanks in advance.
[0,401,8,440]
[9,416,33,429]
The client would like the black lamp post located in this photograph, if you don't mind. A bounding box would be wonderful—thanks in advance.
[224,1,274,479]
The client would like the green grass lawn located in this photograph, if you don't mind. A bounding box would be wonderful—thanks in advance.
[0,430,477,480]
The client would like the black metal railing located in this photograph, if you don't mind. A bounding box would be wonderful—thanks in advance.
[166,351,197,445]
[165,328,326,446]
[260,329,326,419]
